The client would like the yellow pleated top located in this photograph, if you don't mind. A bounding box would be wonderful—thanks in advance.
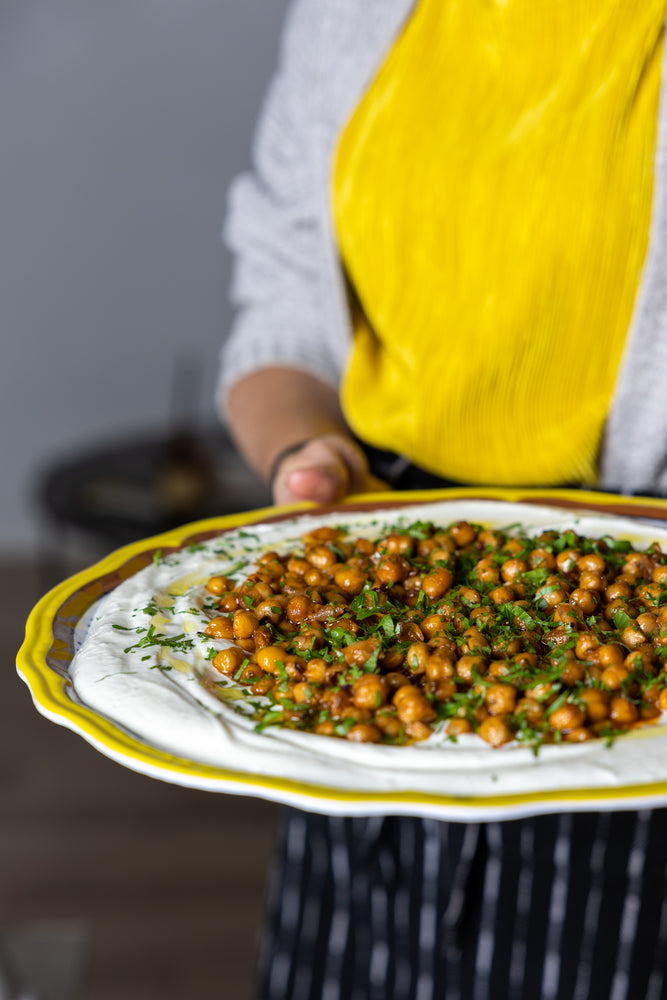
[334,0,665,486]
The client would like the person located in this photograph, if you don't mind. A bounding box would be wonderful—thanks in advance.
[218,2,667,997]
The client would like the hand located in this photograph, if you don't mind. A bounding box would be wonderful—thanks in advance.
[272,434,388,505]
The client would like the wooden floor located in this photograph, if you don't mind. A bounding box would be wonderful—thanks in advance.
[4,558,278,1000]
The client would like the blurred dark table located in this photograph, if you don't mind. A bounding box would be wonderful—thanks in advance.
[35,427,272,564]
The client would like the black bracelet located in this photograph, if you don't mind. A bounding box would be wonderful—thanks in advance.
[268,438,315,488]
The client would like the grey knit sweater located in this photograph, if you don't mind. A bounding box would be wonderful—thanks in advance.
[220,0,667,496]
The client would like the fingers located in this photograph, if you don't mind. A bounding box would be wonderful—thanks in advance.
[271,435,386,505]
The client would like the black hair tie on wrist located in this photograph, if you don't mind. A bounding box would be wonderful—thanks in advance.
[268,438,315,489]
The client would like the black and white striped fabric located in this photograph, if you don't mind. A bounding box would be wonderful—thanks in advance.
[256,808,667,1000]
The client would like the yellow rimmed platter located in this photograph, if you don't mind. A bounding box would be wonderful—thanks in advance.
[17,487,667,821]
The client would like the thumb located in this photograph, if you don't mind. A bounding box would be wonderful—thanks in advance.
[286,464,348,503]
[272,438,353,505]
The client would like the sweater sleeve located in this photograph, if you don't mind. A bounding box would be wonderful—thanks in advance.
[218,0,347,408]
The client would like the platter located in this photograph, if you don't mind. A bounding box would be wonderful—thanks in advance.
[17,487,667,821]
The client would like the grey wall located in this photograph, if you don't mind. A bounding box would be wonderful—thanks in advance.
[0,0,290,553]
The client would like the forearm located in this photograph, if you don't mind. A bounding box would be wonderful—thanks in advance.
[223,366,352,482]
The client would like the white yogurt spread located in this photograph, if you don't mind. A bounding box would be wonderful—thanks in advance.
[70,499,667,798]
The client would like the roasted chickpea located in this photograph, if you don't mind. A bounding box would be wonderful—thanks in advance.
[254,645,288,674]
[287,556,310,576]
[578,688,610,723]
[597,643,626,667]
[346,723,382,743]
[489,585,515,605]
[513,651,539,670]
[560,660,585,686]
[253,626,272,650]
[606,580,632,601]
[579,570,605,592]
[450,521,477,547]
[446,718,474,737]
[405,721,434,742]
[478,529,503,550]
[250,675,274,696]
[485,683,518,716]
[636,612,659,636]
[285,595,312,624]
[206,575,235,596]
[254,599,282,625]
[478,716,514,746]
[548,703,585,731]
[491,636,523,658]
[404,642,430,674]
[556,549,580,574]
[393,685,437,724]
[257,550,281,566]
[575,633,600,660]
[376,555,410,585]
[428,548,455,568]
[564,727,593,742]
[233,609,259,639]
[381,532,414,556]
[460,627,489,655]
[352,674,389,710]
[272,683,297,706]
[305,658,328,683]
[343,638,380,666]
[504,538,526,557]
[553,604,584,629]
[320,688,351,718]
[455,654,486,684]
[625,646,656,671]
[569,589,600,615]
[303,526,340,546]
[529,548,556,571]
[305,544,338,570]
[314,719,336,736]
[211,647,246,676]
[621,625,647,649]
[474,557,500,585]
[304,567,328,587]
[433,679,457,702]
[420,614,445,640]
[422,568,453,600]
[458,587,483,607]
[425,652,455,681]
[604,598,635,622]
[384,671,412,691]
[292,681,319,705]
[333,565,366,595]
[501,559,528,583]
[601,664,629,690]
[488,660,512,679]
[637,583,664,608]
[514,698,544,726]
[469,606,495,629]
[609,696,639,725]
[538,584,569,608]
[396,621,425,643]
[205,616,235,640]
[577,553,606,574]
[525,680,557,701]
